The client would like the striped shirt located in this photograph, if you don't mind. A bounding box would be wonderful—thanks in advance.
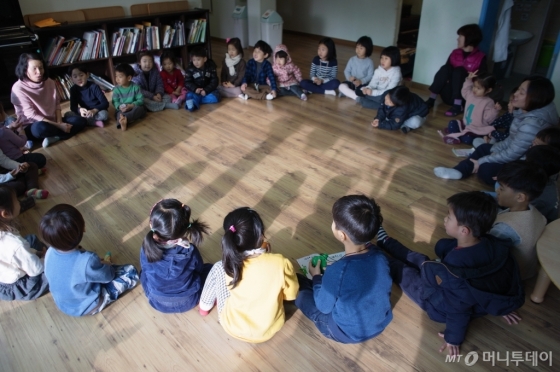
[309,56,338,83]
[111,83,144,108]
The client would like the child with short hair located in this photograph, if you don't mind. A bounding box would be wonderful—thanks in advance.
[159,51,187,107]
[439,72,500,145]
[199,207,298,343]
[42,204,139,316]
[338,36,375,100]
[240,40,277,100]
[296,195,393,344]
[371,86,429,134]
[132,51,175,111]
[532,126,560,148]
[272,44,306,101]
[112,63,147,131]
[218,37,246,98]
[357,46,402,110]
[525,144,560,222]
[377,191,524,355]
[64,65,109,128]
[184,47,220,111]
[0,186,48,301]
[489,161,547,280]
[140,199,212,313]
[300,37,340,95]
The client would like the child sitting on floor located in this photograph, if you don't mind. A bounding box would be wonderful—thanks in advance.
[42,204,139,316]
[377,191,524,356]
[357,46,402,110]
[240,40,277,100]
[489,161,547,280]
[112,63,147,131]
[525,144,560,222]
[296,195,393,344]
[338,36,374,100]
[184,47,220,111]
[65,65,109,128]
[218,37,246,98]
[371,86,429,134]
[133,51,176,111]
[159,51,187,107]
[272,44,306,101]
[473,88,517,147]
[300,37,340,95]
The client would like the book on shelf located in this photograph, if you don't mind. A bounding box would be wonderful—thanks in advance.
[186,19,207,44]
[52,72,113,101]
[161,21,185,48]
[89,73,114,91]
[111,27,144,56]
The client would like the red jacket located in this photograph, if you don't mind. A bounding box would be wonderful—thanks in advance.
[160,68,184,94]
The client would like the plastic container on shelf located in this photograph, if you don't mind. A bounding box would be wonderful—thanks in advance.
[261,10,283,50]
[232,6,248,48]
[537,39,555,68]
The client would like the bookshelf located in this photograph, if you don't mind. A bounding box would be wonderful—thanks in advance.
[32,9,211,101]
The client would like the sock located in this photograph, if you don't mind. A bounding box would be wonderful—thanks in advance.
[42,136,60,149]
[266,93,274,100]
[434,167,463,180]
[453,99,462,106]
[26,188,49,199]
[94,120,104,128]
[377,225,389,244]
[324,90,336,96]
[300,93,307,101]
[429,92,437,99]
[25,140,33,149]
[186,100,194,110]
[38,167,47,175]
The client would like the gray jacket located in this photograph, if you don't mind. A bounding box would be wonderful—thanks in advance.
[479,102,558,165]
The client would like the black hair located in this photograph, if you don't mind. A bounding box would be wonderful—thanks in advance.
[136,50,154,63]
[254,40,273,58]
[525,145,560,178]
[275,50,288,59]
[40,204,85,251]
[222,207,265,288]
[318,37,337,60]
[68,64,88,76]
[15,53,47,82]
[447,191,497,238]
[386,86,411,107]
[522,76,555,111]
[227,37,244,57]
[115,63,135,78]
[142,199,209,263]
[332,195,382,244]
[190,46,207,59]
[381,46,401,67]
[160,51,177,66]
[356,35,374,57]
[536,127,560,150]
[457,24,483,48]
[497,161,548,201]
[0,186,17,234]
[472,72,497,92]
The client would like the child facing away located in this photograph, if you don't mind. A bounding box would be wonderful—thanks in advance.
[439,72,500,145]
[159,51,187,107]
[218,37,246,98]
[338,36,375,100]
[377,191,524,356]
[300,37,340,95]
[140,199,213,313]
[112,63,147,131]
[0,186,49,301]
[296,195,393,344]
[489,161,547,280]
[425,24,487,117]
[42,204,139,316]
[371,86,429,134]
[64,65,109,128]
[356,46,402,110]
[199,207,298,343]
[272,44,306,101]
[473,88,517,147]
[132,51,177,111]
[240,40,277,100]
[184,47,220,112]
[525,143,560,223]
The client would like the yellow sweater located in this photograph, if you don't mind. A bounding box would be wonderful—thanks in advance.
[221,253,299,343]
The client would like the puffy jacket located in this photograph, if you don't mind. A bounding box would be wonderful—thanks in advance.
[184,59,219,94]
[132,64,165,99]
[376,90,429,130]
[272,44,302,88]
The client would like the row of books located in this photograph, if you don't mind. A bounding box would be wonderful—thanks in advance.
[53,73,114,101]
[186,19,207,44]
[43,30,109,66]
[162,21,187,48]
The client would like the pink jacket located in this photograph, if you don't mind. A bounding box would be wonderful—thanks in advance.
[11,79,60,126]
[271,44,302,88]
[459,79,499,136]
[449,48,485,73]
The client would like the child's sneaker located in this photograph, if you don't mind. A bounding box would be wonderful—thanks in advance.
[266,93,274,100]
[300,94,307,101]
[401,126,411,134]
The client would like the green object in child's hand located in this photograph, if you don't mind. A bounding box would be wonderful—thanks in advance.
[312,253,328,271]
[104,251,112,262]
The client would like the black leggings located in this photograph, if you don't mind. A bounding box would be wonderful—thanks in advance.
[429,64,468,105]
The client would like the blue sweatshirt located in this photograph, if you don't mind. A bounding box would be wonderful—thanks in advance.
[312,246,393,342]
[70,81,109,114]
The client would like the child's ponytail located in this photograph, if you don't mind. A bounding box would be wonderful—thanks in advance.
[221,207,265,288]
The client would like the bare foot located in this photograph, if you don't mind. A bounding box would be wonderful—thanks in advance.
[119,115,128,131]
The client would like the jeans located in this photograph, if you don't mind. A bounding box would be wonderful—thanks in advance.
[25,117,86,141]
[453,143,505,185]
[185,91,220,111]
[300,79,341,94]
[357,94,383,110]
[447,119,481,144]
[64,110,109,126]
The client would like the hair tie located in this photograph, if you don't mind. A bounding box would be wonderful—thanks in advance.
[229,225,236,233]
[187,223,192,228]
[226,38,231,43]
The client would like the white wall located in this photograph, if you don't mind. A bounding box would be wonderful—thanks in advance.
[277,0,400,47]
[412,0,483,86]
[19,0,201,16]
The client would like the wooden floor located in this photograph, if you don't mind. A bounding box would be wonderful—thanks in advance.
[1,33,558,372]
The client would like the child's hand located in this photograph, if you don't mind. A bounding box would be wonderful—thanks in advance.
[174,87,182,95]
[79,108,88,117]
[200,90,207,97]
[313,77,322,85]
[362,87,373,96]
[502,311,521,325]
[467,70,478,80]
[438,332,460,356]
[153,94,162,102]
[195,88,203,94]
[308,259,322,277]
[494,102,502,111]
[271,90,277,98]
[241,83,247,92]
[9,168,20,176]
[483,135,490,144]
[19,162,29,173]
[371,119,379,128]
[469,158,480,173]
[86,109,98,118]
[354,78,362,86]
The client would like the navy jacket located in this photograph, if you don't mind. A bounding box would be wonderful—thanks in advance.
[241,58,277,91]
[184,59,219,94]
[376,90,429,130]
[70,81,109,114]
[421,236,524,345]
